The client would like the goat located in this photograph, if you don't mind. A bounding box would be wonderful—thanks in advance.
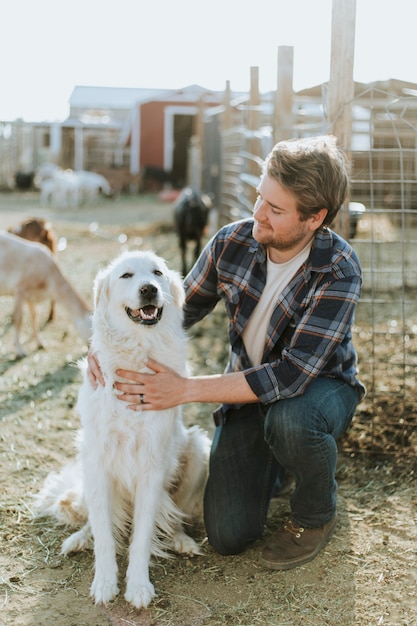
[0,232,92,357]
[35,162,60,185]
[140,166,174,192]
[173,188,211,276]
[8,218,58,322]
[39,169,81,209]
[37,167,112,208]
[76,170,113,203]
[15,172,35,190]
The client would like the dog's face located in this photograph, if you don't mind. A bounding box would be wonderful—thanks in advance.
[93,250,185,332]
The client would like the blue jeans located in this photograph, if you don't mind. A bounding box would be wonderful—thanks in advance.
[203,377,359,555]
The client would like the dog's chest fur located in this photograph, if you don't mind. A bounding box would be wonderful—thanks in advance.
[77,326,187,493]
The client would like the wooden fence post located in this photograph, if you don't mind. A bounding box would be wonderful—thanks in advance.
[247,66,261,205]
[274,46,294,143]
[327,0,357,236]
[223,80,232,131]
[188,94,205,189]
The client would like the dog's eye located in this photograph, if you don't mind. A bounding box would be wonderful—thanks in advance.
[153,269,163,276]
[120,272,133,279]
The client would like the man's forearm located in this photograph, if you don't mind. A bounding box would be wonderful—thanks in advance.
[185,371,259,405]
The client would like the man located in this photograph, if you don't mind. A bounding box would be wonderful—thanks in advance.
[89,135,366,570]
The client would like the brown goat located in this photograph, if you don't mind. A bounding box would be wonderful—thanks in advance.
[8,218,58,321]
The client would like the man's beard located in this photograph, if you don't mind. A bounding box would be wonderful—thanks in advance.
[252,221,311,252]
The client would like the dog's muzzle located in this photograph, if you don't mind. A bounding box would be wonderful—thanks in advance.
[126,304,163,325]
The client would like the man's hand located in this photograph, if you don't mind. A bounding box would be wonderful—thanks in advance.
[87,349,105,388]
[114,359,185,411]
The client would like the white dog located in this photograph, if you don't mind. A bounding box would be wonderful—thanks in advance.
[34,249,211,609]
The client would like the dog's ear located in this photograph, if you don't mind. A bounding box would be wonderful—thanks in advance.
[93,268,110,310]
[169,269,186,309]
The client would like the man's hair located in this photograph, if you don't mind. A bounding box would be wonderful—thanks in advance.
[263,135,349,225]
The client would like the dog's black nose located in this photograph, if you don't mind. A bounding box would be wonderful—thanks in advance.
[140,284,158,300]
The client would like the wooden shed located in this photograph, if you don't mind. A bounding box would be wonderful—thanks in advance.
[120,84,224,188]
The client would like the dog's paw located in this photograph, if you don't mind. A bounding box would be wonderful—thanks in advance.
[91,573,119,605]
[124,580,155,609]
[172,530,202,556]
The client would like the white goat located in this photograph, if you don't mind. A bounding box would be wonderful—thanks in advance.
[76,170,112,203]
[38,169,112,208]
[34,162,60,187]
[0,232,92,357]
[40,169,81,209]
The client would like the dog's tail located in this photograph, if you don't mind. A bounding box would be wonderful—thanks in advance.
[151,490,184,559]
[33,459,88,527]
[171,425,211,518]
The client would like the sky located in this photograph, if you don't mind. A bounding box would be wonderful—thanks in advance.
[1,0,416,122]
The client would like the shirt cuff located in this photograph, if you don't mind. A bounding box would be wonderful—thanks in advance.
[244,364,280,404]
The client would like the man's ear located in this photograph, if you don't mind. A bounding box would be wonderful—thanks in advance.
[310,208,328,230]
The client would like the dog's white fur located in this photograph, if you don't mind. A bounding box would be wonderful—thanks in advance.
[34,250,211,609]
[0,231,91,356]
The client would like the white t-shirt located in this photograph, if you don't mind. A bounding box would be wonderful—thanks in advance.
[242,241,313,366]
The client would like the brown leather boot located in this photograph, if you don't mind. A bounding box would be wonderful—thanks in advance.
[260,516,337,570]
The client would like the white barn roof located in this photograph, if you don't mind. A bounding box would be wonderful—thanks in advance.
[69,86,166,109]
[69,84,225,110]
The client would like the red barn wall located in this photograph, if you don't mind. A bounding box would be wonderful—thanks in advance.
[139,98,220,170]
[139,101,166,169]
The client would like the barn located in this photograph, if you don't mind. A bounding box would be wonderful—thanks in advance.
[63,84,225,192]
[0,85,227,193]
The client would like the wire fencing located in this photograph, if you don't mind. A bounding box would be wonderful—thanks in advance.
[202,85,417,456]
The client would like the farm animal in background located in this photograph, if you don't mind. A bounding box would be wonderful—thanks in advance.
[8,218,58,322]
[14,171,35,190]
[34,162,60,184]
[34,249,210,609]
[0,231,91,357]
[40,169,81,208]
[36,165,113,208]
[173,188,211,276]
[76,171,113,203]
[139,166,174,192]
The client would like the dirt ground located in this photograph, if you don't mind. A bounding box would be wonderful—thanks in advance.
[1,192,416,626]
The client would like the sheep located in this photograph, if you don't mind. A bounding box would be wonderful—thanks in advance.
[8,218,58,322]
[0,231,92,357]
[173,188,211,276]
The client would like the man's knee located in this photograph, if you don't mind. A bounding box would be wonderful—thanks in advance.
[204,488,263,555]
[204,518,259,556]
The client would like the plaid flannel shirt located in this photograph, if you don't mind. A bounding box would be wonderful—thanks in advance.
[183,218,366,425]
